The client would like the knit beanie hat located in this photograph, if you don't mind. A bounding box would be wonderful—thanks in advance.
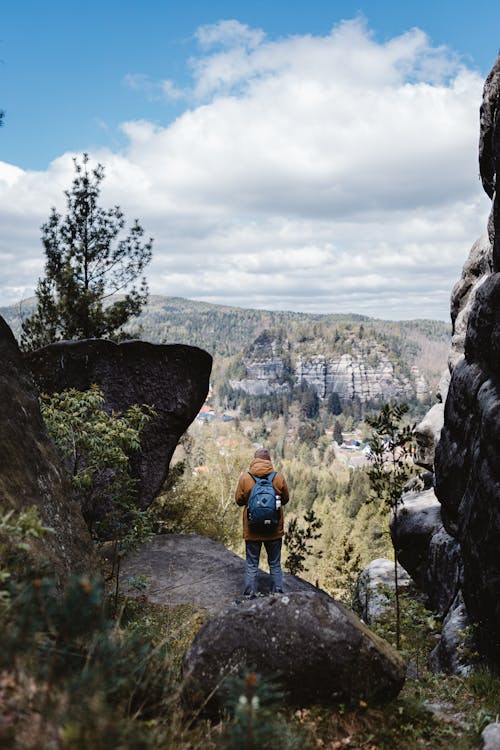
[254,448,271,461]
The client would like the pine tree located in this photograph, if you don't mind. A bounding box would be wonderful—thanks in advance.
[21,154,153,350]
[365,402,415,649]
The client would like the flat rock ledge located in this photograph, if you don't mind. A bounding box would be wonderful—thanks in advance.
[120,534,315,614]
[181,590,406,714]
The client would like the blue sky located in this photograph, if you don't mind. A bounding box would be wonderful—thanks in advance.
[0,1,498,318]
[1,0,499,169]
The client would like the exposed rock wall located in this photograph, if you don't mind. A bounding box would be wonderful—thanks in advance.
[0,317,95,583]
[27,339,212,509]
[295,353,417,401]
[232,338,427,403]
[393,54,500,671]
[434,54,500,666]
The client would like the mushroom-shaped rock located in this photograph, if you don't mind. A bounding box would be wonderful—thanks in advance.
[181,591,405,714]
[26,339,212,509]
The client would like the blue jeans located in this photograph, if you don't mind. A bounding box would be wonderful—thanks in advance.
[244,539,283,596]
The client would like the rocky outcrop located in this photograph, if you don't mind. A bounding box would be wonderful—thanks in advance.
[393,54,500,671]
[0,316,95,583]
[433,54,500,667]
[26,339,212,509]
[181,590,405,714]
[414,404,445,470]
[449,234,492,371]
[435,275,500,665]
[391,490,442,592]
[231,334,428,404]
[295,352,419,402]
[120,534,315,614]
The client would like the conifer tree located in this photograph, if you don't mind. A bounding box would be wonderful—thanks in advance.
[21,153,153,350]
[365,402,415,649]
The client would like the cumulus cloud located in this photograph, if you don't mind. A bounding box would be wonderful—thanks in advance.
[0,18,491,320]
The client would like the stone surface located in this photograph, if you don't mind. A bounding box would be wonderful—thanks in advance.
[26,339,212,509]
[354,558,412,624]
[429,592,472,676]
[391,489,442,591]
[120,534,315,614]
[430,55,500,668]
[181,590,405,714]
[435,274,500,665]
[449,233,492,371]
[414,404,445,470]
[424,526,462,617]
[0,316,95,583]
[481,723,500,750]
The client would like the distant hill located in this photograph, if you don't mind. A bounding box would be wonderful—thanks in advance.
[0,294,451,412]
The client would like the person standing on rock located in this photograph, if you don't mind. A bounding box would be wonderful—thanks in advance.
[234,448,289,598]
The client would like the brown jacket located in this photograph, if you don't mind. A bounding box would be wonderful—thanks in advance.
[235,457,289,541]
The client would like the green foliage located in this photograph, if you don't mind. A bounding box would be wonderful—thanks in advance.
[328,391,342,416]
[0,506,54,604]
[149,424,244,549]
[284,510,323,576]
[21,153,153,350]
[366,402,416,649]
[366,402,416,510]
[218,671,304,750]
[40,386,155,608]
[0,574,190,749]
[40,385,154,523]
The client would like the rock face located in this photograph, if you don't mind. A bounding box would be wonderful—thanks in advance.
[393,55,500,671]
[229,330,428,403]
[181,591,405,714]
[0,316,95,583]
[120,534,315,614]
[434,54,500,667]
[295,352,418,402]
[436,275,500,664]
[26,339,212,509]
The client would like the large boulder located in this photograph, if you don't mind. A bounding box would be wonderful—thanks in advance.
[354,558,412,624]
[26,339,212,509]
[181,590,405,713]
[0,316,95,583]
[390,489,442,591]
[120,534,315,614]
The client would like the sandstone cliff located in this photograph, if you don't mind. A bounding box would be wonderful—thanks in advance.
[392,54,500,671]
[230,329,429,404]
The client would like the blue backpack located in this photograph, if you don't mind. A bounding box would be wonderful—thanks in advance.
[247,471,279,529]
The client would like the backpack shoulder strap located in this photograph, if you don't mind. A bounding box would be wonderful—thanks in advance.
[268,471,277,482]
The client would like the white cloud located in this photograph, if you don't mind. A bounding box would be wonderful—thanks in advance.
[0,18,491,320]
[194,19,265,51]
